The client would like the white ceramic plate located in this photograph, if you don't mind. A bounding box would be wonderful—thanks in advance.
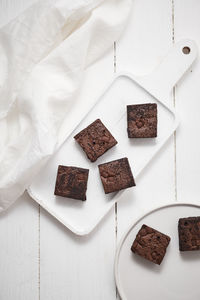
[28,40,197,235]
[115,203,200,300]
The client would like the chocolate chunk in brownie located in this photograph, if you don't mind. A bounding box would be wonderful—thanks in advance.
[178,217,200,251]
[127,103,157,138]
[54,165,89,201]
[131,224,171,265]
[74,119,117,162]
[98,157,135,194]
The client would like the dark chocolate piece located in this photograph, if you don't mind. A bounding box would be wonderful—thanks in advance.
[127,103,157,138]
[178,217,200,251]
[74,119,117,162]
[98,157,135,194]
[131,224,170,265]
[54,165,89,201]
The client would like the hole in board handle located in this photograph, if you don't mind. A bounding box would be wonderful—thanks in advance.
[182,47,191,54]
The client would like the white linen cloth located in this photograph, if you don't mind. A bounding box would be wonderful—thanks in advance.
[0,0,131,212]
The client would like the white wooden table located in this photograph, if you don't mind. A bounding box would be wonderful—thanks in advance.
[0,1,200,299]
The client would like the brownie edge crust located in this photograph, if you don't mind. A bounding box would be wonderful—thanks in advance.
[54,165,89,201]
[131,224,171,265]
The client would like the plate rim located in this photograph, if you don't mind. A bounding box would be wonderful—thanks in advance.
[114,201,200,300]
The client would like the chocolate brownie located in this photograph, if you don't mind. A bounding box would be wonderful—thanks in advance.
[127,103,157,138]
[98,157,135,194]
[131,224,171,265]
[54,165,89,201]
[178,217,200,251]
[74,119,117,162]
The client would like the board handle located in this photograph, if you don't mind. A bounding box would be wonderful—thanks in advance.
[121,39,198,100]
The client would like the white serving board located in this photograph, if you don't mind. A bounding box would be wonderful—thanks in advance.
[28,40,197,235]
[115,203,200,300]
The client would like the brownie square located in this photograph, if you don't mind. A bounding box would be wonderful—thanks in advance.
[74,119,117,162]
[131,224,171,265]
[98,157,135,194]
[54,165,89,201]
[127,103,157,138]
[178,217,200,251]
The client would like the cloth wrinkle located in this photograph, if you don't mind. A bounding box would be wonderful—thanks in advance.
[0,0,131,211]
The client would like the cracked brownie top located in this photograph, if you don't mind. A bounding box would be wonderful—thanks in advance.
[98,157,135,194]
[131,224,171,265]
[178,217,200,251]
[54,165,89,201]
[74,119,117,162]
[127,103,157,138]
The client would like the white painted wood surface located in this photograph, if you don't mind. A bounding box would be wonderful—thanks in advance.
[0,1,200,299]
